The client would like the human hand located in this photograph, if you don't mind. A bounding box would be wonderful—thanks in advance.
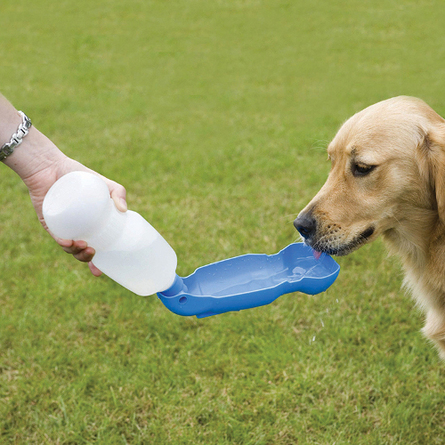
[23,153,127,276]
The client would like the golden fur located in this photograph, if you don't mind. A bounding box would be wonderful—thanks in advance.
[294,96,445,358]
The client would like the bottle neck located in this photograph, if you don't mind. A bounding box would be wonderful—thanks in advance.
[160,274,184,296]
[84,198,127,251]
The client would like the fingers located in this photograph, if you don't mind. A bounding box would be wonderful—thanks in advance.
[57,239,96,263]
[57,239,103,277]
[88,261,103,277]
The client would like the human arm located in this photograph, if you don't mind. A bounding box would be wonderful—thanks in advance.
[0,94,127,275]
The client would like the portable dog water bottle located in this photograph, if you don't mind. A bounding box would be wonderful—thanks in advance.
[43,172,340,317]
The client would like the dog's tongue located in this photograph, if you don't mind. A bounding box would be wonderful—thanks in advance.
[313,249,322,260]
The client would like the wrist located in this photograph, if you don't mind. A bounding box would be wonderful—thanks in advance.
[0,107,24,144]
[3,125,68,183]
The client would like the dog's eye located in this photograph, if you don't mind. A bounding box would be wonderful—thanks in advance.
[352,163,376,177]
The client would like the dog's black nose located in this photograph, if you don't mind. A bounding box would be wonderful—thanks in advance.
[294,213,317,240]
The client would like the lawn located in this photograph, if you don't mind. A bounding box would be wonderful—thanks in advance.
[1,0,445,443]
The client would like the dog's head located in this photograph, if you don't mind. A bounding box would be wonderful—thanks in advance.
[294,96,445,256]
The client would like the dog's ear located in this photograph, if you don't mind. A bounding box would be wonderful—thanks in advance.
[419,123,445,223]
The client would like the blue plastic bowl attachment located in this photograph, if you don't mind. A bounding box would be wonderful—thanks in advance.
[157,243,340,318]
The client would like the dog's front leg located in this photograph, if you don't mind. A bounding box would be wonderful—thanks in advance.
[422,309,445,359]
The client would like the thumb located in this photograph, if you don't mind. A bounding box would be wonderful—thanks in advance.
[109,184,127,212]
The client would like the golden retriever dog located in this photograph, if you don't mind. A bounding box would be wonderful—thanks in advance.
[294,96,445,358]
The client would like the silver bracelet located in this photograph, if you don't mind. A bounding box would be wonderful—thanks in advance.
[0,111,32,161]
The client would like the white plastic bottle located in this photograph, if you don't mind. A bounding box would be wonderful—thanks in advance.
[42,171,179,296]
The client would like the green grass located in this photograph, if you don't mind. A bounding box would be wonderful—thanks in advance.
[2,0,445,443]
